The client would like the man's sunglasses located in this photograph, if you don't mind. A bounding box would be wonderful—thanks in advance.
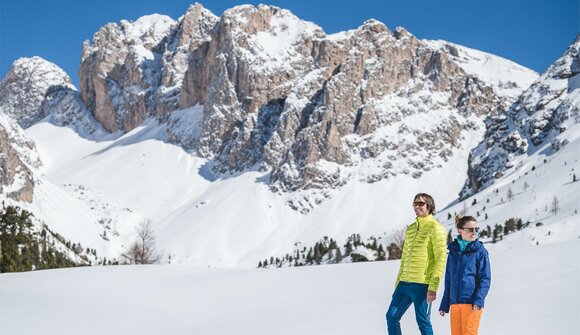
[460,227,480,233]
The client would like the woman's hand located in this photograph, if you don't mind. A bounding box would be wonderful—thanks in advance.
[473,305,481,311]
[439,310,446,316]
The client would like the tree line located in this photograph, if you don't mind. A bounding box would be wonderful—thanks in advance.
[0,205,86,273]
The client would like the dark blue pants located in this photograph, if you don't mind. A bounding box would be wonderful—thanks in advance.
[386,281,433,335]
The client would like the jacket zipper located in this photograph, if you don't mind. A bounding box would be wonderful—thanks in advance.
[455,248,463,304]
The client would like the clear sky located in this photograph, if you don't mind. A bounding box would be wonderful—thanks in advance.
[1,0,578,87]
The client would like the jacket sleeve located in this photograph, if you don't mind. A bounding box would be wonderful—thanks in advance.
[394,227,408,288]
[473,248,491,307]
[439,254,451,313]
[428,222,447,292]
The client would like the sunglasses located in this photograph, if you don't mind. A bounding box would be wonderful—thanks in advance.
[460,227,480,233]
[412,201,427,207]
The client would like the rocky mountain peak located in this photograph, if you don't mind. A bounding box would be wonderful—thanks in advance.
[177,3,218,50]
[120,14,175,47]
[0,56,74,128]
[79,5,218,133]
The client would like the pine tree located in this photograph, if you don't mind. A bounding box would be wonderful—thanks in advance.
[492,225,500,243]
[447,229,453,245]
[376,244,386,261]
[314,247,321,265]
[551,196,560,215]
[344,241,352,256]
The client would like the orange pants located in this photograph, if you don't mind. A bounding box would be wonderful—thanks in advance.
[450,304,483,335]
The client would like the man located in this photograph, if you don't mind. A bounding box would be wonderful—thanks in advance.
[386,193,447,335]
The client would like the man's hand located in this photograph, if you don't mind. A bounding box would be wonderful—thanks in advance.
[439,310,446,317]
[427,290,437,303]
[473,305,481,311]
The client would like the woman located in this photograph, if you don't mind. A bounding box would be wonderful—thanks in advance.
[439,215,491,335]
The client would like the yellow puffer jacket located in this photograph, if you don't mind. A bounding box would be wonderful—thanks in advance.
[395,214,447,292]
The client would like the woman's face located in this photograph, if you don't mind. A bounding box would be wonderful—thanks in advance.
[412,196,430,217]
[458,220,478,241]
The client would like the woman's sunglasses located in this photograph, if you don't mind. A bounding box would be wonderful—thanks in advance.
[460,227,480,233]
[412,201,427,207]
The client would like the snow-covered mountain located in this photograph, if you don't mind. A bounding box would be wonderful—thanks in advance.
[461,35,580,198]
[1,3,578,268]
[0,57,75,128]
[76,3,539,210]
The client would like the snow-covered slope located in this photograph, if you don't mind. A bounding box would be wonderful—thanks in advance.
[21,115,479,266]
[461,35,580,198]
[440,120,580,246]
[424,40,538,101]
[1,240,578,335]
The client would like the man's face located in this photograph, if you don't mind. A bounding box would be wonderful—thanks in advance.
[413,197,430,217]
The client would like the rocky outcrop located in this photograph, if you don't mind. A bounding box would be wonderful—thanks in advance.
[79,4,218,133]
[0,115,37,202]
[460,34,580,197]
[171,7,512,202]
[0,57,74,128]
[39,86,109,139]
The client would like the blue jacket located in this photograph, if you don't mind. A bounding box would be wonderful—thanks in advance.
[439,239,491,313]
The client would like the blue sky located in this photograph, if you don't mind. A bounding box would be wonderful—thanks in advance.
[1,0,578,87]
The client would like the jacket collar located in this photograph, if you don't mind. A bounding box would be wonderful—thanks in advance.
[449,239,482,252]
[416,214,434,225]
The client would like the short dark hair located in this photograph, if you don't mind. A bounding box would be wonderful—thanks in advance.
[455,215,477,229]
[414,193,436,214]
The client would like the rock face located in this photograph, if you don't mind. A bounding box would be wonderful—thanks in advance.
[167,5,533,211]
[0,114,38,202]
[6,4,538,212]
[39,86,109,139]
[0,57,74,128]
[460,35,580,198]
[79,4,218,133]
